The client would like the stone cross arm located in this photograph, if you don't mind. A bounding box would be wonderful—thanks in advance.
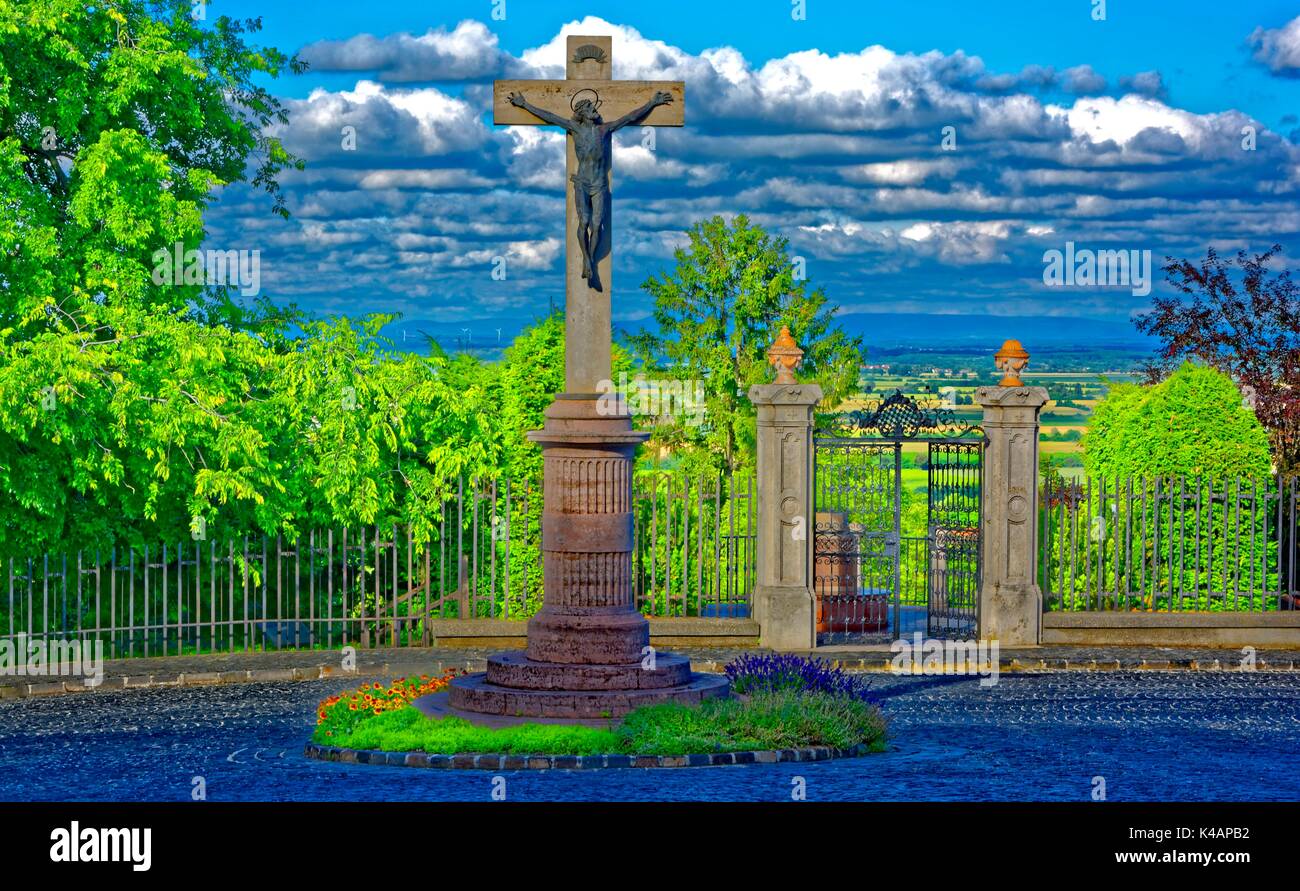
[493,79,685,127]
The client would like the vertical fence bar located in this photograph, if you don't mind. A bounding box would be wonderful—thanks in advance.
[160,545,167,657]
[503,480,512,620]
[1176,476,1185,611]
[1054,493,1066,605]
[681,475,690,615]
[109,550,117,659]
[521,479,529,617]
[1194,476,1203,610]
[696,477,705,615]
[1290,478,1297,601]
[717,476,728,608]
[1068,487,1079,611]
[327,531,335,651]
[1277,475,1285,608]
[747,473,756,611]
[457,477,464,620]
[390,522,398,647]
[649,475,658,615]
[440,495,448,619]
[208,540,216,653]
[140,548,147,657]
[489,480,498,620]
[1232,477,1241,611]
[471,480,479,619]
[422,528,431,643]
[1118,476,1128,600]
[1249,479,1258,608]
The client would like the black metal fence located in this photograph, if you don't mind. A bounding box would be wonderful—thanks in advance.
[0,473,757,659]
[1041,474,1300,612]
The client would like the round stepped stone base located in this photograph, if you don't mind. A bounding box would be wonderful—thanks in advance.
[485,651,693,691]
[446,665,728,721]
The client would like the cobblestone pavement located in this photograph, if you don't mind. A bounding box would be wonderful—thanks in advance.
[1,671,1297,801]
[5,644,1300,701]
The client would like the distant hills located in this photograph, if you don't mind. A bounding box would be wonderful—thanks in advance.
[832,313,1154,348]
[381,311,1155,355]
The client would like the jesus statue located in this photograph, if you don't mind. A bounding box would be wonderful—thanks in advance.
[507,88,674,291]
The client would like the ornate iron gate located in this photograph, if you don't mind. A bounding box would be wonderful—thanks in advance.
[814,391,983,643]
[926,439,982,639]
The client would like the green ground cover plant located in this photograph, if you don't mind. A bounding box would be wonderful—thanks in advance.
[312,690,887,756]
[312,656,887,756]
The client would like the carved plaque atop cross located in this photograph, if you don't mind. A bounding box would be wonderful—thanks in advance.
[492,35,684,396]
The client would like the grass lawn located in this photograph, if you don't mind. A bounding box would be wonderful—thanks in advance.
[314,691,888,756]
[314,663,889,758]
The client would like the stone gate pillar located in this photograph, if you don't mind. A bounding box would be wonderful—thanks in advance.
[749,327,822,651]
[975,339,1048,646]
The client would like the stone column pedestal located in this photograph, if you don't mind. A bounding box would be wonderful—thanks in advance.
[975,384,1048,646]
[524,395,648,665]
[749,381,822,651]
[445,396,727,722]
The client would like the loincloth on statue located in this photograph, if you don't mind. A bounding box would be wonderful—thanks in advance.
[570,174,608,197]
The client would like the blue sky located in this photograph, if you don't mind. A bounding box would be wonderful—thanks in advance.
[203,0,1300,345]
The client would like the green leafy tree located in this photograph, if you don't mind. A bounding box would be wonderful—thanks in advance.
[1137,245,1300,473]
[1051,366,1277,612]
[0,1,307,556]
[1083,362,1271,480]
[0,0,303,325]
[491,313,565,481]
[0,4,508,561]
[629,214,864,474]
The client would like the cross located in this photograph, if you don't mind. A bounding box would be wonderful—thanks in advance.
[494,35,684,396]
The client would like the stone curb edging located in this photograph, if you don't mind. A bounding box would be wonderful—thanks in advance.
[0,663,420,701]
[304,741,873,770]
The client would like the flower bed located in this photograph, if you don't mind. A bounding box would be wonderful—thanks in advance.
[310,657,886,759]
[316,673,458,741]
[725,653,878,702]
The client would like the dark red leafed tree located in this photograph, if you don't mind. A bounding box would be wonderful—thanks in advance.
[1137,244,1300,474]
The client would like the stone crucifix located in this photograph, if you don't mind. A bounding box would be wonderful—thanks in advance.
[447,38,724,721]
[493,35,684,395]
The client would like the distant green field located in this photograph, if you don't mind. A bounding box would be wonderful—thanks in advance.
[841,367,1139,468]
[834,358,1147,488]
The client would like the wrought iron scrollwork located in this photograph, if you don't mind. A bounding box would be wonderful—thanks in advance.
[818,389,979,439]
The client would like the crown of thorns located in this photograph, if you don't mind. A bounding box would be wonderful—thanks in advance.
[570,88,602,111]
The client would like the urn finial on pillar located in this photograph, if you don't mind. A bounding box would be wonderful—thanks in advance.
[994,338,1030,386]
[767,326,805,384]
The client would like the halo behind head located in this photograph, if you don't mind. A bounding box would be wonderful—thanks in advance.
[570,88,602,113]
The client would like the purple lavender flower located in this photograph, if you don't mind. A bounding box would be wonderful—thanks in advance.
[724,653,878,703]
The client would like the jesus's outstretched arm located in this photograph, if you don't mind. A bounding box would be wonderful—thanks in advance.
[604,91,673,133]
[507,92,574,130]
